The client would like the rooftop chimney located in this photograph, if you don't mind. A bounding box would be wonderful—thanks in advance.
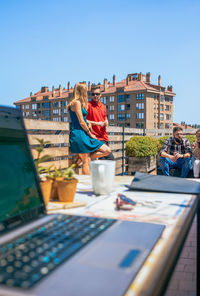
[88,81,91,91]
[146,72,151,84]
[67,82,70,90]
[158,75,161,86]
[138,73,142,81]
[41,86,49,93]
[52,86,55,97]
[126,75,129,86]
[104,78,108,91]
[167,85,173,92]
[113,74,116,86]
[59,84,62,97]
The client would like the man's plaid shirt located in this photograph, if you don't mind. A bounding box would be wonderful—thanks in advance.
[160,137,192,156]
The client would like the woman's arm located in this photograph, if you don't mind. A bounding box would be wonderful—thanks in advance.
[72,101,96,138]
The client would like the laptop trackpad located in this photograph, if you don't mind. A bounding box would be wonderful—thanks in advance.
[79,241,147,273]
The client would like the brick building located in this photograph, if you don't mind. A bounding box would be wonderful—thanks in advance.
[14,72,175,129]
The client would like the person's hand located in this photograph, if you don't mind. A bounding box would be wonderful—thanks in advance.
[169,155,177,162]
[98,121,105,127]
[103,119,108,127]
[90,134,97,139]
[173,152,183,160]
[192,143,197,149]
[87,121,92,130]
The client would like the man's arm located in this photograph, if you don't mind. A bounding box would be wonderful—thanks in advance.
[87,120,105,127]
[160,138,177,162]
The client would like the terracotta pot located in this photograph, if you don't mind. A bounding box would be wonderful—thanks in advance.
[50,177,64,201]
[57,178,78,202]
[40,179,53,205]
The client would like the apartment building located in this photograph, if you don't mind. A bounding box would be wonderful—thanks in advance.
[14,72,175,129]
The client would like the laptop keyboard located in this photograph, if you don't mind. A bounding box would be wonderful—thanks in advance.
[0,214,115,289]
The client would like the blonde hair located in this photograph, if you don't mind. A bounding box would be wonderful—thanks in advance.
[68,83,88,110]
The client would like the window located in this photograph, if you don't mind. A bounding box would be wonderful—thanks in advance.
[42,110,50,116]
[126,94,130,100]
[118,95,125,102]
[42,102,50,108]
[32,104,37,110]
[64,109,67,113]
[165,105,170,111]
[165,123,169,128]
[118,104,125,111]
[165,114,170,120]
[110,105,114,111]
[53,109,61,115]
[117,114,126,121]
[165,96,170,102]
[22,105,24,109]
[160,123,163,128]
[25,112,29,116]
[110,96,115,102]
[104,97,108,104]
[43,96,49,100]
[136,93,144,100]
[127,104,130,110]
[126,113,130,119]
[25,105,29,109]
[136,122,144,128]
[136,113,144,119]
[136,103,144,110]
[154,113,156,119]
[109,114,114,120]
[64,117,68,122]
[53,117,59,121]
[53,102,59,107]
[160,113,164,120]
[160,104,164,111]
[160,95,164,102]
[100,97,104,103]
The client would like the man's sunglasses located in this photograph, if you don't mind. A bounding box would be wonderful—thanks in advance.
[92,92,100,96]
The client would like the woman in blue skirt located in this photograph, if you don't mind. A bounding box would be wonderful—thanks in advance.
[68,83,111,174]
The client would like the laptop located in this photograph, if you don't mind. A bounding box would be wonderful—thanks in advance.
[0,105,165,296]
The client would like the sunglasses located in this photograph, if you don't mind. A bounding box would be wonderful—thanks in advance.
[92,93,100,96]
[115,194,136,210]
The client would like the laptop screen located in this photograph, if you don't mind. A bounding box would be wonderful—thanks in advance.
[0,106,45,233]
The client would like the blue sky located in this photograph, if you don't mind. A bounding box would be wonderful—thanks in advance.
[0,0,199,124]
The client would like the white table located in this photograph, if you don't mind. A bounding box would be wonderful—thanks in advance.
[47,175,198,296]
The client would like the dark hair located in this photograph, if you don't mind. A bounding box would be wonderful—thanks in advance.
[196,129,200,135]
[91,85,101,92]
[173,126,183,133]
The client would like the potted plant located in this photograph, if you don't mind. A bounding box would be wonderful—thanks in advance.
[34,138,53,205]
[55,164,78,203]
[126,136,159,174]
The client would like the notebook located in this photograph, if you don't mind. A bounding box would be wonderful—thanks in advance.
[0,106,165,296]
[128,172,200,194]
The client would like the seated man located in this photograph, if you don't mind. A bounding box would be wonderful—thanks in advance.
[159,126,192,178]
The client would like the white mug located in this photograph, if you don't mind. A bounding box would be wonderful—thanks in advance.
[90,160,116,195]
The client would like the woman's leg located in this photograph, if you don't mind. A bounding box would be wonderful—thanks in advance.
[74,154,83,168]
[79,153,90,175]
[90,144,111,160]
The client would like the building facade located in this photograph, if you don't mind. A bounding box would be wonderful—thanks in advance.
[14,72,175,129]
